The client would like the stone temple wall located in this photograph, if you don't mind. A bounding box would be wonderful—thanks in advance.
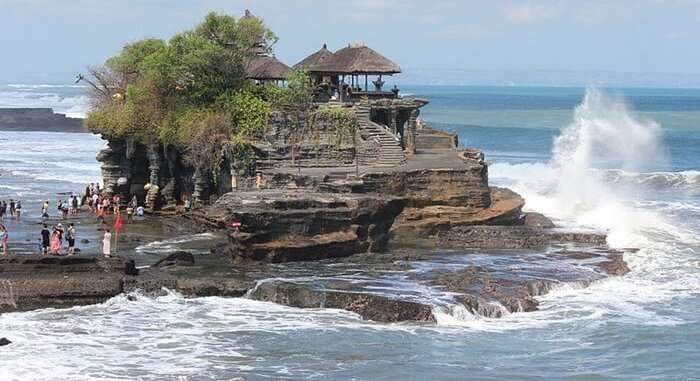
[258,110,358,169]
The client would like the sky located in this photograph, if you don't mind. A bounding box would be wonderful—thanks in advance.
[1,0,700,86]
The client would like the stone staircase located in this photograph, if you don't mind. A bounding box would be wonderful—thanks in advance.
[355,106,406,167]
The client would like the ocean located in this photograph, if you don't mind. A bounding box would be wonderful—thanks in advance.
[0,83,698,380]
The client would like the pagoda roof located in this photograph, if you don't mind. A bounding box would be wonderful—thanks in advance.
[245,55,291,80]
[294,43,335,70]
[307,43,401,75]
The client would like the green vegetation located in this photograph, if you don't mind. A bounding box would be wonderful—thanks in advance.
[82,12,278,172]
[82,11,359,178]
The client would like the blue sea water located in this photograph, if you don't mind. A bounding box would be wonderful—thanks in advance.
[0,84,698,380]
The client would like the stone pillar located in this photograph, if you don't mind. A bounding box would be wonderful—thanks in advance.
[96,139,127,197]
[389,109,398,135]
[145,143,162,210]
[406,109,419,154]
[193,168,210,203]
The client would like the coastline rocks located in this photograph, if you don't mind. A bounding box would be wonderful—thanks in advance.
[153,252,195,267]
[523,212,556,228]
[425,266,547,317]
[248,280,436,323]
[389,187,525,241]
[433,225,606,250]
[0,108,84,133]
[202,190,406,262]
[597,252,631,276]
[0,256,137,312]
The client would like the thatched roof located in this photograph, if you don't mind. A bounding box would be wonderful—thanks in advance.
[245,55,291,80]
[309,43,401,75]
[294,43,335,70]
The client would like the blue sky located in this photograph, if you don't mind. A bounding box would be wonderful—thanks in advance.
[2,0,700,86]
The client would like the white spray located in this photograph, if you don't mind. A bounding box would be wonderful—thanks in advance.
[505,88,672,247]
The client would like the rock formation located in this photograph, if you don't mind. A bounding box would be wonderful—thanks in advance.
[0,108,85,133]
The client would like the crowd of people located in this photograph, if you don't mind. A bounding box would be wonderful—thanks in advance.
[39,223,76,256]
[0,199,22,220]
[0,182,144,257]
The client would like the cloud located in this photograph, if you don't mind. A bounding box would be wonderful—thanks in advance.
[503,3,560,24]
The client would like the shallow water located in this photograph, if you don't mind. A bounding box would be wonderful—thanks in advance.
[0,84,699,380]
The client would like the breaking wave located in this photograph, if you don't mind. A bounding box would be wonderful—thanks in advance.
[440,88,700,328]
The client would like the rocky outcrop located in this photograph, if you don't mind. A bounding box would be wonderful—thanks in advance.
[433,226,606,250]
[153,251,195,267]
[389,187,523,242]
[0,256,137,312]
[248,280,436,323]
[0,108,85,132]
[202,190,406,262]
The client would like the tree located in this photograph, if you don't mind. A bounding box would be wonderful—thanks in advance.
[81,11,277,176]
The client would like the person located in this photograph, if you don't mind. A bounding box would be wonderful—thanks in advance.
[41,201,50,219]
[0,201,6,220]
[61,200,69,219]
[183,196,191,212]
[0,224,8,255]
[40,225,50,255]
[96,200,105,223]
[9,199,15,217]
[102,229,112,258]
[71,196,79,216]
[90,192,99,213]
[126,196,136,223]
[55,223,64,246]
[14,200,21,220]
[66,223,76,256]
[112,194,121,215]
[50,228,61,255]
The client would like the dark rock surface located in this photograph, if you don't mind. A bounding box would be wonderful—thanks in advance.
[0,108,85,133]
[597,252,631,276]
[0,338,11,346]
[249,280,436,323]
[434,225,606,250]
[153,251,195,267]
[202,190,406,262]
[0,255,137,312]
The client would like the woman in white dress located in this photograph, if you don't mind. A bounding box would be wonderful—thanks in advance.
[102,229,112,257]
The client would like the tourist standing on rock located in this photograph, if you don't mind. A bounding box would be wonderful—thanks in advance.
[50,228,61,255]
[40,225,50,255]
[0,224,8,255]
[102,229,112,258]
[55,223,64,246]
[66,223,76,256]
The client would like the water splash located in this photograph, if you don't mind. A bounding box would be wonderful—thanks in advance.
[488,88,700,328]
